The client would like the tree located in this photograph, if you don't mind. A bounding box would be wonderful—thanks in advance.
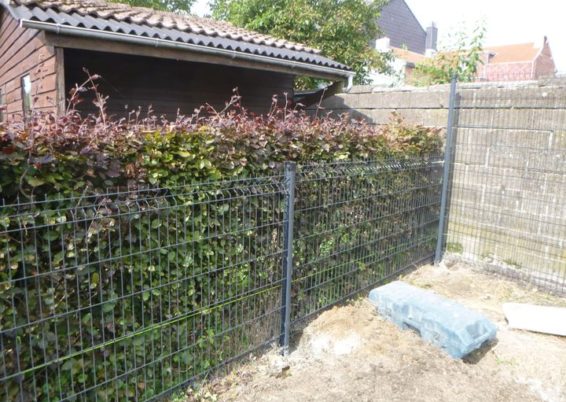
[412,24,485,86]
[211,0,390,89]
[117,0,194,12]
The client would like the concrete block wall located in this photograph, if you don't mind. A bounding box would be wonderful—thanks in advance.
[449,83,566,292]
[314,80,566,291]
[311,84,451,127]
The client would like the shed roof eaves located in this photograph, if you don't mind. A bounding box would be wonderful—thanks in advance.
[0,0,352,80]
[20,18,354,80]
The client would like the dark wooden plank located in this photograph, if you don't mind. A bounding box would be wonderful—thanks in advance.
[0,24,42,73]
[6,91,57,113]
[64,48,294,116]
[0,16,57,116]
[0,34,54,79]
[0,12,21,52]
[4,72,58,103]
[1,56,56,97]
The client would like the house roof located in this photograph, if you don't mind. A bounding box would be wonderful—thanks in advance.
[391,47,426,66]
[378,0,426,54]
[483,43,540,64]
[1,0,352,78]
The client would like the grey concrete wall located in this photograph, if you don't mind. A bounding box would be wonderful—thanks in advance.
[311,84,450,127]
[315,80,566,291]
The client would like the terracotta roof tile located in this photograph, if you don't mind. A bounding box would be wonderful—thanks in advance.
[483,43,540,64]
[391,47,426,65]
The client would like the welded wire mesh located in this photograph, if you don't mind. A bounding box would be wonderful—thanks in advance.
[442,81,566,294]
[0,158,444,401]
[0,177,287,401]
[291,157,443,322]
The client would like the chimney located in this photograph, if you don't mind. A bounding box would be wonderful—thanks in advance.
[426,23,438,53]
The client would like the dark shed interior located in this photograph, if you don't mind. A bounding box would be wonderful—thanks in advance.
[64,48,295,117]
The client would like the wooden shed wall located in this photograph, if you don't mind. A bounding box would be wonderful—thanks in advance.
[0,10,58,121]
[64,49,295,117]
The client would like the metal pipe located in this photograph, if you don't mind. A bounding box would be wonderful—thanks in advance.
[20,19,354,80]
[434,76,458,265]
[346,75,354,91]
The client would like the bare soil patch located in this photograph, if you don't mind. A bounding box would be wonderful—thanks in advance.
[183,263,566,402]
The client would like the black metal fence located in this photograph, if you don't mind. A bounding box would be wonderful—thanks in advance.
[0,157,443,401]
[291,160,442,324]
[0,177,288,402]
[436,78,566,294]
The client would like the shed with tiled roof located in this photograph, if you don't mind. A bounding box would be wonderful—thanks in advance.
[0,0,353,120]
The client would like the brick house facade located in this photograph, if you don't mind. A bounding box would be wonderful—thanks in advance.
[476,37,556,82]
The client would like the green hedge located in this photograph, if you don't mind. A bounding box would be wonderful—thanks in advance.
[0,103,442,401]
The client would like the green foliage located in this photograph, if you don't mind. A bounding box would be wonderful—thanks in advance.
[412,24,485,85]
[0,98,441,400]
[115,0,195,12]
[292,167,442,319]
[447,242,464,254]
[211,0,390,89]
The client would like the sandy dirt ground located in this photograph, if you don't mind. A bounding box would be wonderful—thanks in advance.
[184,263,566,402]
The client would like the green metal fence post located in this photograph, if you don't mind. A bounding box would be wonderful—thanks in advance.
[280,162,296,355]
[435,76,458,265]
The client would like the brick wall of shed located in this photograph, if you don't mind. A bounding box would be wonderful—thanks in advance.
[0,10,58,122]
[313,80,566,289]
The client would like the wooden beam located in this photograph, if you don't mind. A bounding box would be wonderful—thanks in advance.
[43,32,344,82]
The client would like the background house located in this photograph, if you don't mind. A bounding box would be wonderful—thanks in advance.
[476,37,556,81]
[370,0,437,86]
[0,0,351,121]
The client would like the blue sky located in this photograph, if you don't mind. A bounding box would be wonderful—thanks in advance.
[192,0,566,73]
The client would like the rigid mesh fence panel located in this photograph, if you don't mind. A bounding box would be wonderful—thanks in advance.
[0,177,287,401]
[0,158,444,401]
[291,157,443,323]
[443,82,566,294]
